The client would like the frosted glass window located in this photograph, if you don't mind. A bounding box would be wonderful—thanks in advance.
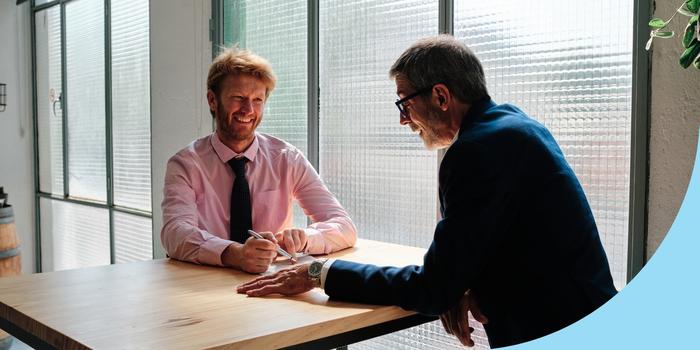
[111,0,152,212]
[35,7,64,195]
[455,0,632,291]
[115,212,153,263]
[40,198,110,272]
[223,0,307,154]
[223,0,308,228]
[34,0,153,274]
[66,0,106,201]
[318,1,459,349]
[319,0,438,258]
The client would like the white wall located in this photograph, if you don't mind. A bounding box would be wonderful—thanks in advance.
[0,2,35,274]
[647,1,700,259]
[150,0,213,258]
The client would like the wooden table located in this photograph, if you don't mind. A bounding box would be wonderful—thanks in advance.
[0,239,435,349]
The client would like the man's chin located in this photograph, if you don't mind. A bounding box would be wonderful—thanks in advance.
[420,136,450,151]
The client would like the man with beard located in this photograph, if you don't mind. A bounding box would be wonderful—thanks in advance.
[237,35,617,347]
[161,48,356,273]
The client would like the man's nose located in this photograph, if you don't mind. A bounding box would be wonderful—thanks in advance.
[399,114,411,125]
[240,99,254,114]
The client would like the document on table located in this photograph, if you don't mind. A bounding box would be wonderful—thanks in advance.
[266,253,315,274]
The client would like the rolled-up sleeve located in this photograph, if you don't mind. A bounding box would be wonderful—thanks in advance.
[160,155,231,266]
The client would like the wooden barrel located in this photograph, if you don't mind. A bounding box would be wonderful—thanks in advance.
[0,205,20,350]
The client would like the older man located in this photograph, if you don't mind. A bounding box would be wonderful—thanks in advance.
[237,35,617,348]
[161,48,356,273]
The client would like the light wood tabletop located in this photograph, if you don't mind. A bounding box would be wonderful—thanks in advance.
[0,239,434,349]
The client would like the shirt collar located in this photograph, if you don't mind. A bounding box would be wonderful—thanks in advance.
[211,132,260,163]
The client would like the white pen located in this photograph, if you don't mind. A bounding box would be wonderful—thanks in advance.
[247,229,296,261]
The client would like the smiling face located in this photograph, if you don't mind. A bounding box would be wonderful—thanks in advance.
[394,75,449,150]
[208,74,267,153]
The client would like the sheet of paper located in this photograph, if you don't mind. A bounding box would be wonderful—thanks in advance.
[265,253,315,274]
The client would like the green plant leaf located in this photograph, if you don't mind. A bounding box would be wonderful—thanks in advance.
[649,18,667,29]
[679,6,696,16]
[686,0,699,14]
[679,41,700,68]
[694,54,700,69]
[654,31,675,38]
[684,18,698,47]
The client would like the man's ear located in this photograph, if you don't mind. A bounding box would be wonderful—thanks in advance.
[433,84,450,111]
[206,90,217,112]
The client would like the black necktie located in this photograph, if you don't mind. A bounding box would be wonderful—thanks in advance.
[228,157,252,243]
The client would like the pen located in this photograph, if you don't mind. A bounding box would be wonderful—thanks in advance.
[247,230,296,260]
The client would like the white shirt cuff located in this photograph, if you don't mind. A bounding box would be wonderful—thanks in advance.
[319,258,336,289]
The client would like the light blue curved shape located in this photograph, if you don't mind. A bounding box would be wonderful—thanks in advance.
[505,130,700,350]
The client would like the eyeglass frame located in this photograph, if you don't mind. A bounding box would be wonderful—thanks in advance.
[394,85,434,120]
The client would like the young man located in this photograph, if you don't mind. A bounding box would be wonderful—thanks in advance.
[161,48,356,273]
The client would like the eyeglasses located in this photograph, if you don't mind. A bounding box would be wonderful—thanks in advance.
[395,86,433,119]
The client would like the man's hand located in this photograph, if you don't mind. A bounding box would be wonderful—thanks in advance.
[440,290,489,347]
[222,232,278,273]
[275,228,308,257]
[236,263,315,296]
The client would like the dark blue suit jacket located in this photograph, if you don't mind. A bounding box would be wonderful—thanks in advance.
[324,98,617,348]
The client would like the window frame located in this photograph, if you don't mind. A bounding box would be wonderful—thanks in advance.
[30,0,154,272]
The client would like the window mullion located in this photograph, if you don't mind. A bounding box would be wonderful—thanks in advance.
[60,1,68,198]
[30,0,44,273]
[627,0,652,282]
[307,0,319,172]
[104,0,115,264]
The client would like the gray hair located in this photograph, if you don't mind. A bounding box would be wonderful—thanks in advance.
[389,34,489,104]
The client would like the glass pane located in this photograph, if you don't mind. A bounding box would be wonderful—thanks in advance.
[318,1,452,349]
[111,0,152,212]
[40,198,110,272]
[455,0,632,291]
[223,0,308,228]
[66,0,106,201]
[35,7,64,195]
[319,0,438,252]
[114,212,152,263]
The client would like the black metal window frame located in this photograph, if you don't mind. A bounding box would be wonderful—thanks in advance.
[30,0,153,272]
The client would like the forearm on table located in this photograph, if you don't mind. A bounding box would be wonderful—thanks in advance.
[161,220,232,266]
[304,216,357,254]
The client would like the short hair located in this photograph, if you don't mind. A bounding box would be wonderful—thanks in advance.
[389,34,489,104]
[207,47,277,97]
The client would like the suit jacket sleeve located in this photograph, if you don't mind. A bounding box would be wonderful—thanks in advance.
[324,138,524,315]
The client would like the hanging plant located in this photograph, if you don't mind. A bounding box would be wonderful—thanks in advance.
[646,0,700,69]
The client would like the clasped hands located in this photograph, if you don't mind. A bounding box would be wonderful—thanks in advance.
[224,228,307,273]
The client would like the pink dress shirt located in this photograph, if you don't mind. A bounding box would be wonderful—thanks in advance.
[161,132,357,266]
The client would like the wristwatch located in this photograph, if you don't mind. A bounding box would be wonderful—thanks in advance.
[308,259,327,288]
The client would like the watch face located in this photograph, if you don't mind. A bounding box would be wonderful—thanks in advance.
[309,261,322,276]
